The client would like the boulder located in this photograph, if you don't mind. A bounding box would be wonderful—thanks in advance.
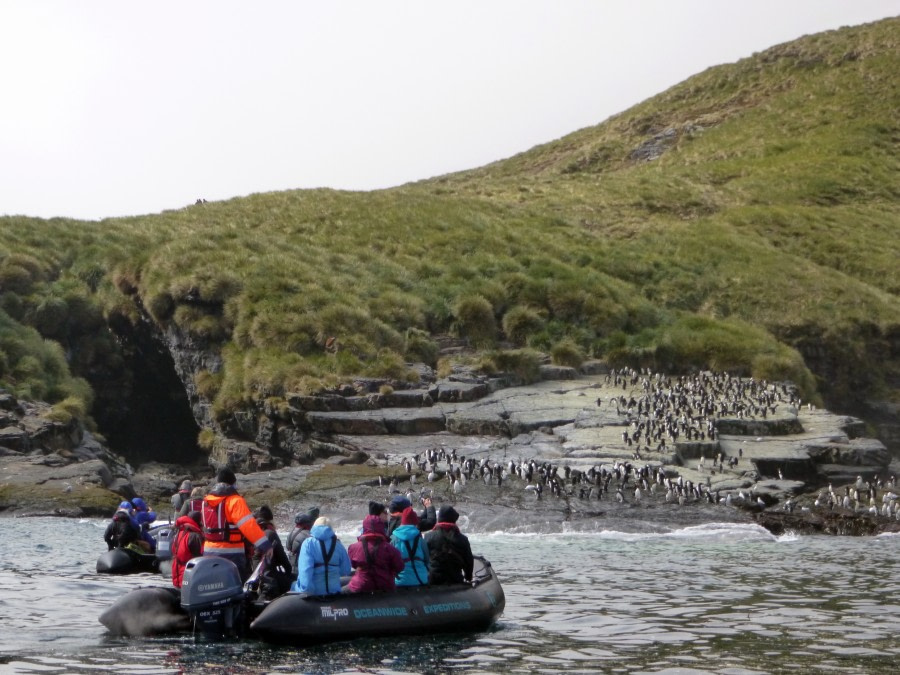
[715,416,804,436]
[539,365,578,380]
[805,437,890,467]
[434,381,489,402]
[306,410,388,435]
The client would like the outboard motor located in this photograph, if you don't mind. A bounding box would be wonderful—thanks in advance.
[154,526,174,561]
[180,557,245,637]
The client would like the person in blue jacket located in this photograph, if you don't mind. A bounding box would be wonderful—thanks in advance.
[131,497,157,552]
[390,506,430,587]
[291,516,351,596]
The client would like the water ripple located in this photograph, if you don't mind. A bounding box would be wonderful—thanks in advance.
[1,518,899,673]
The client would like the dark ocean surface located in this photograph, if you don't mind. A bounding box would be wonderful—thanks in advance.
[1,517,898,674]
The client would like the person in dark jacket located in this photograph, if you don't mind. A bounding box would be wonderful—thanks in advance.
[347,515,404,593]
[423,506,474,585]
[385,496,412,537]
[171,511,203,588]
[250,505,293,597]
[103,501,140,550]
[178,486,206,517]
[390,507,430,587]
[286,507,319,575]
[170,480,192,517]
[292,516,351,595]
[417,496,437,532]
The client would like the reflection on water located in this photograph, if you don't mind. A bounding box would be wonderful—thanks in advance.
[1,518,899,673]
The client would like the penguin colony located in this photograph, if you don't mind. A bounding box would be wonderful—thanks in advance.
[376,369,899,519]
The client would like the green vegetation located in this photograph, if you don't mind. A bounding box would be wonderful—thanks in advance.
[1,18,898,431]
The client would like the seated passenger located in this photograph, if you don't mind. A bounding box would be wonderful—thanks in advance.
[385,496,412,537]
[291,516,350,596]
[130,497,157,552]
[423,506,474,585]
[171,511,203,588]
[369,501,388,524]
[250,505,293,597]
[178,486,206,517]
[347,514,404,593]
[390,506,430,587]
[103,501,140,550]
[170,480,192,517]
[286,509,316,576]
[417,495,437,532]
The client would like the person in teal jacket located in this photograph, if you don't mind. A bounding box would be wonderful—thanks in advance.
[390,507,430,587]
[291,516,351,595]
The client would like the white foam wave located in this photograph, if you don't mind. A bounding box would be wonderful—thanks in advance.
[469,521,782,542]
[776,531,802,543]
[663,522,777,541]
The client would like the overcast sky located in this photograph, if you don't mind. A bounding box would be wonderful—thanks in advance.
[1,1,897,221]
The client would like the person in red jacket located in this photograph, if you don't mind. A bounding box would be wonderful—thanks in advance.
[346,514,404,593]
[201,467,271,581]
[171,511,203,588]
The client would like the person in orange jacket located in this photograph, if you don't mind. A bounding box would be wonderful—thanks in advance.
[201,467,271,581]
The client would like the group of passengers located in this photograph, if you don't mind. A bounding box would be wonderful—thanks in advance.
[288,495,474,596]
[103,496,158,553]
[106,467,475,598]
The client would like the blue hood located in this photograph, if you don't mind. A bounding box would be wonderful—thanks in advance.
[391,524,421,542]
[310,524,336,541]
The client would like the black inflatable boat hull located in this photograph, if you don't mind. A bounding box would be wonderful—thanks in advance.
[99,556,504,643]
[96,547,159,574]
[99,586,190,635]
[96,524,172,575]
[250,556,505,645]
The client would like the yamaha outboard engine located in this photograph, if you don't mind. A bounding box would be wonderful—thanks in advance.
[180,557,245,637]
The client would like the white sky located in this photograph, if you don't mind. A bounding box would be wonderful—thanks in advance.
[1,1,897,221]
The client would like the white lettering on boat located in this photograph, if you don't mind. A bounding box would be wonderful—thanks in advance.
[353,606,408,619]
[423,601,472,614]
[320,606,349,620]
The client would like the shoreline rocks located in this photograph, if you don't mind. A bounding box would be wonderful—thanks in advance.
[2,371,898,537]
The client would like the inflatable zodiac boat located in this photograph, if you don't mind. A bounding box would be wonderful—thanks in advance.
[96,524,174,575]
[99,555,505,645]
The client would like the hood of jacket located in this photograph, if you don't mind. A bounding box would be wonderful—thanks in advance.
[391,523,422,542]
[175,514,201,532]
[310,523,336,541]
[208,483,238,499]
[361,514,387,537]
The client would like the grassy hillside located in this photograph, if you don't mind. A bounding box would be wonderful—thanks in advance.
[1,17,898,439]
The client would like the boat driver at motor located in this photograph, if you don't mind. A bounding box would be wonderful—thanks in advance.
[201,467,272,581]
[103,501,142,551]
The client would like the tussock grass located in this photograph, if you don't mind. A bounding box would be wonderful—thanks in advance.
[1,18,898,424]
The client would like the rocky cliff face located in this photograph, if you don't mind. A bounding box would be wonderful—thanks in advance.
[0,391,135,516]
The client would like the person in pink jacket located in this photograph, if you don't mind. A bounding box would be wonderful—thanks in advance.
[346,514,404,593]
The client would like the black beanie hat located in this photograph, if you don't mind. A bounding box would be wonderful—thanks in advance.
[368,501,386,516]
[217,467,237,485]
[256,505,273,521]
[294,512,314,527]
[437,505,459,523]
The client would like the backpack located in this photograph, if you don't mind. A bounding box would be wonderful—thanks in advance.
[201,499,230,542]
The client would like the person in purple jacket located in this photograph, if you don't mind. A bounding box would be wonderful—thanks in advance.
[346,514,404,593]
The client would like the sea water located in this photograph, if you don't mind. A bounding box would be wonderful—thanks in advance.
[1,517,898,674]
